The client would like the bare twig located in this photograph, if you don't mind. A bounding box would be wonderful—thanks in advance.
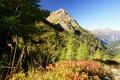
[10,35,17,76]
[1,66,15,69]
[16,46,25,70]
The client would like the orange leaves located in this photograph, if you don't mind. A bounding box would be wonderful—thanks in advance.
[45,60,110,80]
[46,60,101,71]
[73,72,81,80]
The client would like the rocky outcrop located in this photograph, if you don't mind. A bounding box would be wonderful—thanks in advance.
[47,8,81,34]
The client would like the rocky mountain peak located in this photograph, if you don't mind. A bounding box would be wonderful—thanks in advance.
[53,8,66,14]
[47,9,81,33]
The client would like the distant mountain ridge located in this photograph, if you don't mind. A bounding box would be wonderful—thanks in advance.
[91,29,120,54]
[91,29,120,44]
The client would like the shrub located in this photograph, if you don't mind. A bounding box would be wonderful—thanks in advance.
[10,60,113,80]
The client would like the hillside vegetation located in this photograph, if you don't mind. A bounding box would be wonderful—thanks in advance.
[0,0,112,80]
[107,40,120,54]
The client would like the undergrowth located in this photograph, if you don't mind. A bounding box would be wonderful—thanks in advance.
[10,60,113,80]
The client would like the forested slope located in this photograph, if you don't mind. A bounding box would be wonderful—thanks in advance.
[0,0,111,79]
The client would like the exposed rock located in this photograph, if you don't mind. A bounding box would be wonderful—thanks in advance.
[47,8,81,34]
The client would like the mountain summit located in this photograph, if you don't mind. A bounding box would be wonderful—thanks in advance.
[47,9,81,34]
[45,9,109,57]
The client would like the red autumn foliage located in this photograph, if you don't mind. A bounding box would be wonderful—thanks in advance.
[46,60,112,80]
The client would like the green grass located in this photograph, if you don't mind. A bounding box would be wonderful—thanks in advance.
[112,53,120,63]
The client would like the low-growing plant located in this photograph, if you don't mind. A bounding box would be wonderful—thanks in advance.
[10,60,113,80]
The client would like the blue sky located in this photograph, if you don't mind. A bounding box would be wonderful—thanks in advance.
[41,0,120,30]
